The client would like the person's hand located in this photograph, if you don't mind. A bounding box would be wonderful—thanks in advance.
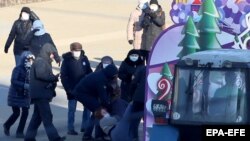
[32,28,40,34]
[128,40,133,45]
[149,12,157,18]
[24,83,30,90]
[4,47,8,54]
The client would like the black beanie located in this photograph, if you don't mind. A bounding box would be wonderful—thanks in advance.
[150,0,159,5]
[103,64,118,79]
[21,7,31,14]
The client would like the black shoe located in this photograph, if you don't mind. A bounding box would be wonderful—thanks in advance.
[67,130,78,135]
[3,124,10,136]
[16,132,25,138]
[82,135,92,141]
[80,128,85,132]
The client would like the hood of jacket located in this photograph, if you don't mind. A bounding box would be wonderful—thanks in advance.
[37,43,57,63]
[102,64,118,80]
[125,49,144,66]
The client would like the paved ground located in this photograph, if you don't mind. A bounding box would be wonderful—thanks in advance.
[0,0,172,140]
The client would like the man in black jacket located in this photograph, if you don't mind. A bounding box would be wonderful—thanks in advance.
[61,42,92,135]
[73,64,118,140]
[4,7,39,66]
[24,43,65,141]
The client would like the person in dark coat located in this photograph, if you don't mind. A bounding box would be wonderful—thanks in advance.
[92,56,127,140]
[60,42,92,135]
[29,20,61,66]
[24,43,65,141]
[118,49,144,102]
[73,64,118,140]
[3,52,35,138]
[129,66,146,141]
[141,1,165,62]
[4,7,39,65]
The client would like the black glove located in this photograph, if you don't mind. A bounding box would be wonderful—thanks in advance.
[128,40,133,45]
[4,47,8,54]
[149,12,157,18]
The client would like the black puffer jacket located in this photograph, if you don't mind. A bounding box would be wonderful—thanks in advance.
[29,43,58,100]
[8,57,31,108]
[118,49,144,102]
[141,6,165,51]
[61,51,92,100]
[5,19,33,55]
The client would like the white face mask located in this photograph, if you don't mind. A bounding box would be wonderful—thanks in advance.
[103,63,109,68]
[21,12,30,20]
[150,4,159,12]
[129,56,139,62]
[72,51,81,58]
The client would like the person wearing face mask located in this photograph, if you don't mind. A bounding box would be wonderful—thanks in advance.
[29,20,61,66]
[60,42,92,135]
[3,51,35,138]
[127,0,149,50]
[24,43,66,141]
[141,0,165,62]
[118,49,144,102]
[4,7,39,66]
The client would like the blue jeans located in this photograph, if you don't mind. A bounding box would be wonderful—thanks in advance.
[68,100,91,131]
[15,55,21,66]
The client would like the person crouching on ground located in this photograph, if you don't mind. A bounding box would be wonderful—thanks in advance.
[73,64,118,140]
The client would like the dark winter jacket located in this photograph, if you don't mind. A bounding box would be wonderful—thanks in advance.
[5,19,33,55]
[8,57,31,108]
[30,33,61,63]
[74,64,118,112]
[118,49,144,102]
[141,6,165,51]
[61,51,92,100]
[130,66,146,103]
[29,43,58,100]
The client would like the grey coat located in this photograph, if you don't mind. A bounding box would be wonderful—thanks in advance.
[141,7,165,51]
[29,43,58,100]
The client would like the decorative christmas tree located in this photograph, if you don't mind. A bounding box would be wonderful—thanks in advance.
[178,16,200,58]
[157,63,172,100]
[198,0,221,51]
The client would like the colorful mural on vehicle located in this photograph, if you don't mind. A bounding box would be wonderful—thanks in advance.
[145,0,250,141]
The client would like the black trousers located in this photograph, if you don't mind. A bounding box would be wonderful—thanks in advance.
[4,106,29,134]
[24,100,60,141]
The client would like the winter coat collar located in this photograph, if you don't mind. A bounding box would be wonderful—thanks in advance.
[62,50,85,59]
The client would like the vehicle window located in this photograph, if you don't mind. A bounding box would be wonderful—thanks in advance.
[171,68,246,124]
